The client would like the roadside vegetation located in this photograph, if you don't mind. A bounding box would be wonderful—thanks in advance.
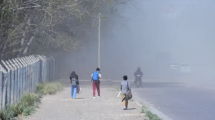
[0,94,40,120]
[141,105,163,120]
[35,81,64,95]
[0,81,64,120]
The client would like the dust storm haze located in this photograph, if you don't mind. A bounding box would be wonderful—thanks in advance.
[57,0,215,86]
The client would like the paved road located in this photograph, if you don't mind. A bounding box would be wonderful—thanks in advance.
[133,82,215,120]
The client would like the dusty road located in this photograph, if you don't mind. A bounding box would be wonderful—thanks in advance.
[24,80,146,120]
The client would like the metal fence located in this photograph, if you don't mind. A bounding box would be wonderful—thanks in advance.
[0,55,55,110]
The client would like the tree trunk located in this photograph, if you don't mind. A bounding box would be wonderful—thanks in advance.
[22,36,34,55]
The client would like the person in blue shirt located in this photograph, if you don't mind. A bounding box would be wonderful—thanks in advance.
[91,68,101,99]
[121,75,131,110]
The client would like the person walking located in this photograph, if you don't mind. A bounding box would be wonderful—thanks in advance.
[70,71,79,98]
[121,75,131,110]
[91,68,101,99]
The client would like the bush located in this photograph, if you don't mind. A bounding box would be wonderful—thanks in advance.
[35,83,45,95]
[0,82,63,120]
[0,105,18,120]
[35,82,64,95]
[0,94,41,120]
[146,111,162,120]
[141,105,162,120]
[21,94,41,106]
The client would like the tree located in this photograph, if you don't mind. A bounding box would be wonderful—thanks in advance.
[0,0,125,59]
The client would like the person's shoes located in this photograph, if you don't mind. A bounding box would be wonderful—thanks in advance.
[93,97,96,99]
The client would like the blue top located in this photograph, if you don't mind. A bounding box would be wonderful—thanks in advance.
[121,81,131,94]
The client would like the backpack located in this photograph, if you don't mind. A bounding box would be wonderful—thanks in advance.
[71,77,77,85]
[92,71,99,81]
[126,82,132,100]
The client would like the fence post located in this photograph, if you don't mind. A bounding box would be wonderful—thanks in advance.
[9,60,18,104]
[18,58,26,95]
[0,64,7,110]
[0,67,7,110]
[38,56,42,83]
[51,56,55,80]
[17,58,23,98]
[6,61,15,105]
[44,56,48,82]
[38,55,44,82]
[13,59,21,102]
[26,57,30,93]
[13,59,19,103]
[0,67,3,109]
[35,56,40,84]
[20,58,27,93]
[23,57,29,93]
[29,56,35,92]
[1,60,11,108]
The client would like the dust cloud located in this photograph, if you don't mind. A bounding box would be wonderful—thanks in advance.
[56,0,215,86]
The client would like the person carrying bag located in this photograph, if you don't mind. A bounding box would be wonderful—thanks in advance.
[70,71,79,98]
[121,75,132,110]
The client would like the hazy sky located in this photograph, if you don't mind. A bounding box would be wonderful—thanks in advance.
[60,0,215,81]
[98,0,215,79]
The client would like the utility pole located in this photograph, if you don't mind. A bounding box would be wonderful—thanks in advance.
[98,13,101,68]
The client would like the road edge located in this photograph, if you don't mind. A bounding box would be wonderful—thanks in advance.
[132,91,173,120]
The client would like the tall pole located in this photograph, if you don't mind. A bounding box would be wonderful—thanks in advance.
[98,13,101,68]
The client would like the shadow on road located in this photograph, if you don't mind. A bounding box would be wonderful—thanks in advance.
[127,108,136,110]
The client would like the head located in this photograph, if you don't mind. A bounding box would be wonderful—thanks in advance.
[71,71,76,76]
[123,75,128,81]
[137,67,141,71]
[96,67,100,71]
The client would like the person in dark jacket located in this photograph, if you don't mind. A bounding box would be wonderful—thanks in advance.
[134,67,143,85]
[70,71,79,98]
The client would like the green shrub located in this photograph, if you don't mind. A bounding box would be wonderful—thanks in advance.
[23,106,36,116]
[0,82,63,120]
[0,105,17,120]
[141,105,147,113]
[141,105,162,120]
[21,94,41,106]
[146,110,162,120]
[0,94,40,120]
[35,83,45,95]
[35,82,64,95]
